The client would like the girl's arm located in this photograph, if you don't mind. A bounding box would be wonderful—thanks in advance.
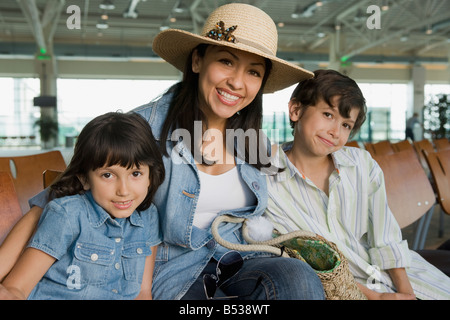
[0,206,44,282]
[134,245,158,300]
[1,247,55,299]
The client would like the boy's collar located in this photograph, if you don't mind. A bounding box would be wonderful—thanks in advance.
[275,141,357,181]
[331,147,358,167]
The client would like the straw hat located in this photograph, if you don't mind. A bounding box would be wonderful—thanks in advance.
[152,3,313,93]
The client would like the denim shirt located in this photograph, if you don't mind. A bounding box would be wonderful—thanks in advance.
[132,90,269,300]
[27,191,161,300]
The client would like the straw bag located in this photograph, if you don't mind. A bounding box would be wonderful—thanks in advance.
[211,215,367,300]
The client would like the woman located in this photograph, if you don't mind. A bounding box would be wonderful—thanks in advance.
[0,3,324,300]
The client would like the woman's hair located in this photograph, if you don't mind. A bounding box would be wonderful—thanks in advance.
[290,69,367,138]
[159,44,273,170]
[50,112,165,211]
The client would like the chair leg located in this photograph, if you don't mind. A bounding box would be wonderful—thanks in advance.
[412,216,425,251]
[438,206,444,238]
[412,205,435,250]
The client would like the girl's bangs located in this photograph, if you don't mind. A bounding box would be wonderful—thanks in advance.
[88,133,145,171]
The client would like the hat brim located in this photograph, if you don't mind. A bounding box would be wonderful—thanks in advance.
[153,29,313,94]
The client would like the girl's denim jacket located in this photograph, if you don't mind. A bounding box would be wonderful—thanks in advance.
[133,91,269,300]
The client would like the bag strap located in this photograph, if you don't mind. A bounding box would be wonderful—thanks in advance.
[211,215,319,257]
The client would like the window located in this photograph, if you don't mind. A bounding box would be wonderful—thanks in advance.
[261,82,410,143]
[56,79,177,144]
[0,77,39,144]
[358,83,408,142]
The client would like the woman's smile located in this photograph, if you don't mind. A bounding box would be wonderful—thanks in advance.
[216,88,242,106]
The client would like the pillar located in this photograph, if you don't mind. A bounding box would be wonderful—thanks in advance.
[35,46,58,148]
[407,65,425,140]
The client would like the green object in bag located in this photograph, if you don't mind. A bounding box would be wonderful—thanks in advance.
[278,236,341,273]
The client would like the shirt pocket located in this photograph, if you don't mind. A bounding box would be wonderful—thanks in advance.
[121,242,152,282]
[73,242,115,285]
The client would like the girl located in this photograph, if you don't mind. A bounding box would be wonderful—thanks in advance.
[1,4,325,300]
[0,112,164,299]
[265,69,450,300]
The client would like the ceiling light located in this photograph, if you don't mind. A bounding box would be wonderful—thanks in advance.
[96,19,109,29]
[291,2,322,19]
[291,5,304,18]
[99,0,115,10]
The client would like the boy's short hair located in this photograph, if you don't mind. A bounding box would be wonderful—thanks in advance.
[289,69,367,138]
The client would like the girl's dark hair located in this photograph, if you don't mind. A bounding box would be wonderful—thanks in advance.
[159,44,273,170]
[50,112,165,211]
[290,69,367,138]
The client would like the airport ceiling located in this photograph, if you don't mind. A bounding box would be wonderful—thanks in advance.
[0,0,449,67]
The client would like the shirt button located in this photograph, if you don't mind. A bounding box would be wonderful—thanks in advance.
[252,181,260,190]
[206,239,216,249]
[115,238,121,243]
[115,263,120,270]
[112,289,118,294]
[136,248,143,254]
[90,253,98,262]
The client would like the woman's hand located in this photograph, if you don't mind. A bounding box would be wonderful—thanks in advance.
[0,284,21,300]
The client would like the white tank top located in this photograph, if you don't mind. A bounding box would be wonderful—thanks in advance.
[193,167,256,229]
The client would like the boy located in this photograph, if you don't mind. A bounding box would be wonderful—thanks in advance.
[264,69,450,300]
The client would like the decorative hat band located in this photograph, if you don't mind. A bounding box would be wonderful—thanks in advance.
[206,21,237,43]
[206,21,274,56]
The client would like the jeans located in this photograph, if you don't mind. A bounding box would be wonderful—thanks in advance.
[181,256,325,300]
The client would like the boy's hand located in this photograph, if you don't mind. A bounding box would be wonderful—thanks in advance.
[376,292,416,300]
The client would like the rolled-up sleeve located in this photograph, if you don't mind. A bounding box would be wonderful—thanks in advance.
[28,188,53,209]
[28,201,75,260]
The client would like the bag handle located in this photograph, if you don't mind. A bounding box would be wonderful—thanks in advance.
[211,215,318,257]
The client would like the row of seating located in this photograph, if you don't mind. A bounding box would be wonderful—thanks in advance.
[0,151,67,244]
[346,138,450,250]
[0,139,448,248]
[0,172,22,244]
